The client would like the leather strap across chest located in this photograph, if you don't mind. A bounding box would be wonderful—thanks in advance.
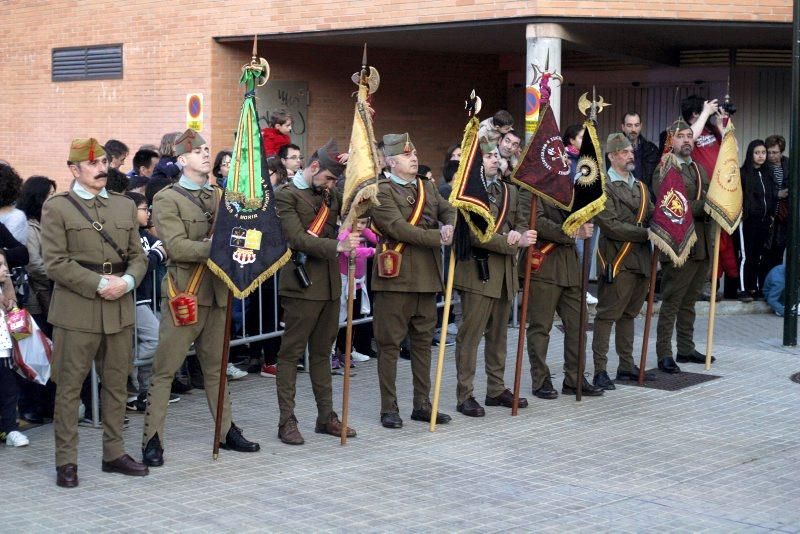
[64,194,129,262]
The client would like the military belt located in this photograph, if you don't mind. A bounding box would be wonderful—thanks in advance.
[77,261,128,274]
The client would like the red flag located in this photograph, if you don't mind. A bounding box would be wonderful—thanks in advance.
[511,103,574,211]
[649,154,697,266]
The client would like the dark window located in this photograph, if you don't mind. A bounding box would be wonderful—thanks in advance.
[52,44,123,82]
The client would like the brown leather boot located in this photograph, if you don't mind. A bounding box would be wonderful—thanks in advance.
[278,415,304,445]
[56,463,79,488]
[315,411,356,438]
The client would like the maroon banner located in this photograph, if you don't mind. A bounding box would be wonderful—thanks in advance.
[649,154,697,266]
[511,103,574,211]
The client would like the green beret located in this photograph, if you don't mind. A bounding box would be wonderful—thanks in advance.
[174,129,207,156]
[314,138,345,176]
[606,132,632,153]
[69,138,106,163]
[383,133,415,157]
[669,118,691,134]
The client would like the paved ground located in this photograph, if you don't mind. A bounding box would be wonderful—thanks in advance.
[3,312,800,532]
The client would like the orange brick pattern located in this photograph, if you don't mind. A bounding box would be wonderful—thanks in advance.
[0,0,790,185]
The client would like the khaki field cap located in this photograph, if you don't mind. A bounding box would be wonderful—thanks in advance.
[383,133,415,157]
[669,118,692,134]
[174,129,207,156]
[606,132,632,153]
[69,138,106,163]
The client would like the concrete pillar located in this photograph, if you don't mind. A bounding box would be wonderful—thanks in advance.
[525,24,566,141]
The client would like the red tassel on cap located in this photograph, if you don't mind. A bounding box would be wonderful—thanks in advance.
[88,140,95,162]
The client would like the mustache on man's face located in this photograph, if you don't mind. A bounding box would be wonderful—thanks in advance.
[95,172,108,179]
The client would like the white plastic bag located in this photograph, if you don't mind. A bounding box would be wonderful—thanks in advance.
[12,314,52,385]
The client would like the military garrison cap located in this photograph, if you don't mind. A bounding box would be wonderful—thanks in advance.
[69,138,106,163]
[174,129,207,156]
[668,118,692,134]
[606,132,632,153]
[314,139,346,176]
[383,133,415,157]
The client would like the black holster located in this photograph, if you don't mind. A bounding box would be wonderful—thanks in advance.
[473,249,490,282]
[292,251,312,288]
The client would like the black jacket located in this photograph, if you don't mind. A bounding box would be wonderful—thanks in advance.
[742,165,776,222]
[0,222,29,268]
[635,136,660,192]
[135,228,165,305]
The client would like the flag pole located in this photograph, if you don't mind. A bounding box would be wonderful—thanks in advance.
[575,236,591,401]
[638,250,659,385]
[430,243,457,432]
[340,252,356,445]
[705,223,722,370]
[212,289,234,459]
[512,195,537,415]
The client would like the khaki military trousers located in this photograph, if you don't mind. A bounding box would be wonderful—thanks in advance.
[525,280,584,390]
[592,271,649,373]
[455,288,511,404]
[656,259,709,360]
[52,326,131,467]
[277,297,338,427]
[373,291,437,414]
[142,304,231,448]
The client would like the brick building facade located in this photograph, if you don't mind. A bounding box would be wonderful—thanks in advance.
[0,1,793,185]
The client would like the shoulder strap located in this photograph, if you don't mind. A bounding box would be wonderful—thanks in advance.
[493,182,510,233]
[64,194,128,261]
[172,185,213,222]
[381,178,427,254]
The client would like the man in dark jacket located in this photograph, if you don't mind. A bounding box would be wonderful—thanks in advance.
[620,112,660,193]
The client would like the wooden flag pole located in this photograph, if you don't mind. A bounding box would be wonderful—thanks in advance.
[575,236,592,401]
[212,289,235,459]
[430,250,457,432]
[512,195,538,415]
[638,250,659,385]
[340,252,357,445]
[705,224,722,370]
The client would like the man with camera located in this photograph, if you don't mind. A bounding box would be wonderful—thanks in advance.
[273,140,359,445]
[369,133,455,429]
[453,142,536,417]
[591,133,655,390]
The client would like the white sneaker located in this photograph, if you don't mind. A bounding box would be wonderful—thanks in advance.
[447,323,458,336]
[227,363,248,380]
[586,292,598,305]
[5,430,29,447]
[350,350,370,362]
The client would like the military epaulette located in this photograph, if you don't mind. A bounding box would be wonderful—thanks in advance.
[274,182,290,193]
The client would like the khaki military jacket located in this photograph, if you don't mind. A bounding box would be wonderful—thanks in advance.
[454,181,526,300]
[595,177,654,277]
[275,183,341,301]
[41,189,147,334]
[517,189,581,288]
[369,176,455,293]
[152,184,228,307]
[652,159,714,262]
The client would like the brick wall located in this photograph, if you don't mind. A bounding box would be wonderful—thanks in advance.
[0,0,791,185]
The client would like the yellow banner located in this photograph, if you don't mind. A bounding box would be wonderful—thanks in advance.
[704,119,743,235]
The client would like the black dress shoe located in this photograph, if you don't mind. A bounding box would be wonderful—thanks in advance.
[56,463,78,488]
[380,412,403,429]
[593,370,616,390]
[615,366,656,381]
[410,406,451,424]
[562,378,604,396]
[533,377,558,399]
[101,454,149,476]
[171,378,193,394]
[142,433,164,467]
[21,410,44,425]
[220,423,260,452]
[456,397,485,417]
[485,388,528,409]
[658,356,682,374]
[676,350,715,364]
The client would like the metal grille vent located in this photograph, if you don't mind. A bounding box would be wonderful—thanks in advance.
[52,45,123,82]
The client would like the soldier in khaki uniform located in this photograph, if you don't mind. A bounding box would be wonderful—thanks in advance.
[454,144,536,417]
[369,133,455,429]
[273,140,359,445]
[654,120,715,373]
[591,133,655,391]
[41,138,149,488]
[519,190,605,398]
[142,130,259,467]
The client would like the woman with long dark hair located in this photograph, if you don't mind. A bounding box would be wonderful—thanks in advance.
[739,139,775,300]
[213,150,232,188]
[16,175,56,424]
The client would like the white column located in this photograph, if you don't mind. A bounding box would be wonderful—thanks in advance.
[525,24,565,141]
